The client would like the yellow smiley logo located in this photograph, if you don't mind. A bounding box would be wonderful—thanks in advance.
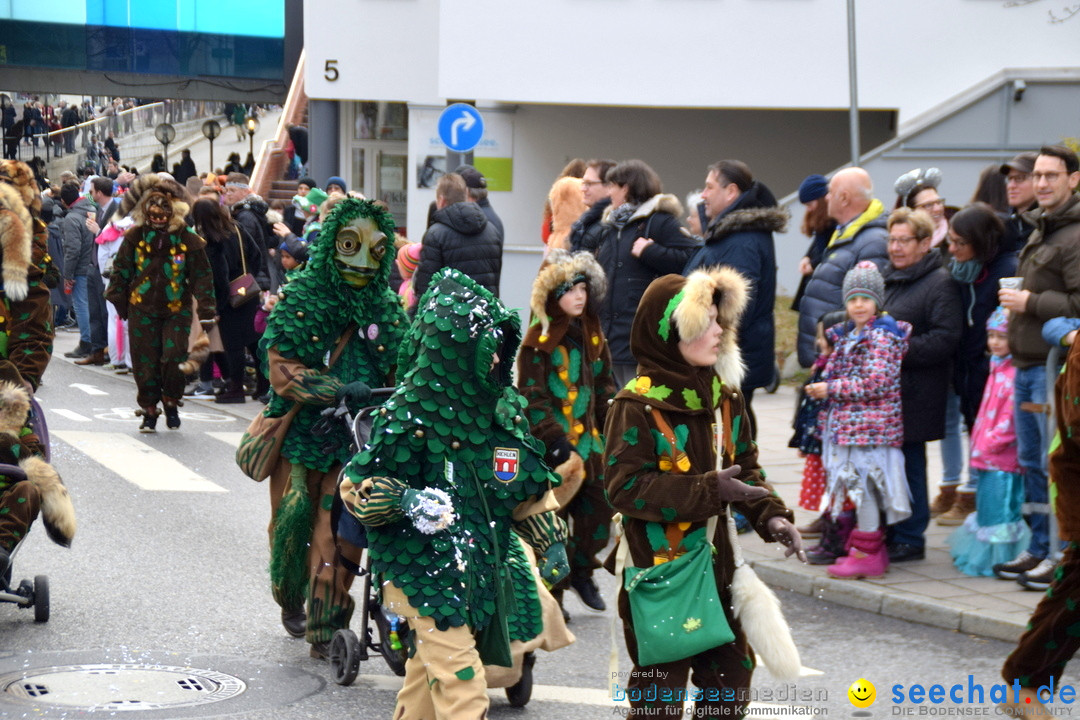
[848,678,876,708]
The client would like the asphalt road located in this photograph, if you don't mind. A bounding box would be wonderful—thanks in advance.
[0,346,1030,719]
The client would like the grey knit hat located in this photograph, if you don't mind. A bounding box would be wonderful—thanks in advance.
[843,261,884,309]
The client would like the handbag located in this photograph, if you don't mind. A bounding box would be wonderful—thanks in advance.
[623,518,734,667]
[235,327,354,481]
[228,226,261,308]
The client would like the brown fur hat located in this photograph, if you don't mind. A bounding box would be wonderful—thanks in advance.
[529,249,607,339]
[0,160,38,301]
[119,174,190,233]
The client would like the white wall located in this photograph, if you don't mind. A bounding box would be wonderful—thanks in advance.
[308,0,1080,124]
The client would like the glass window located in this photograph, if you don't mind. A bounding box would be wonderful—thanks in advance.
[352,101,407,141]
[350,148,365,197]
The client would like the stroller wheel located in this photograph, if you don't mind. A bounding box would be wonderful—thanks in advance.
[33,575,49,622]
[330,629,360,686]
[374,605,408,677]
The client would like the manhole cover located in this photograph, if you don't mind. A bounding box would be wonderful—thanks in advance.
[1,663,245,711]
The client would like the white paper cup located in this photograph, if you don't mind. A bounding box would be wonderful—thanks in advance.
[999,277,1024,290]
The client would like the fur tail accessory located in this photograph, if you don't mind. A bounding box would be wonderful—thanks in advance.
[551,452,585,509]
[179,325,211,375]
[716,405,801,681]
[23,455,76,547]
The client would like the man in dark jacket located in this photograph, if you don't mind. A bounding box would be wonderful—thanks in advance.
[995,144,1080,588]
[797,167,889,367]
[59,182,107,362]
[685,160,785,437]
[881,208,962,563]
[569,158,615,255]
[413,173,502,298]
[455,165,503,242]
[1000,152,1038,253]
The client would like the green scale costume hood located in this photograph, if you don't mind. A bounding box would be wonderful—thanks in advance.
[345,269,552,638]
[262,198,408,469]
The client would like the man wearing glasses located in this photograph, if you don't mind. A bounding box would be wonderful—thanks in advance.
[569,158,615,255]
[995,144,1080,590]
[999,151,1039,251]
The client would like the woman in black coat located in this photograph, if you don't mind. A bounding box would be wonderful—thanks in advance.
[596,159,699,388]
[881,208,963,563]
[192,198,266,403]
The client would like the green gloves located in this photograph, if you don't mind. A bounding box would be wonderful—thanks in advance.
[335,380,372,414]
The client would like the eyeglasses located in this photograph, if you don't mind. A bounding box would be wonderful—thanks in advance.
[914,198,945,211]
[1032,172,1065,183]
[888,235,920,245]
[581,180,606,188]
[1005,173,1030,185]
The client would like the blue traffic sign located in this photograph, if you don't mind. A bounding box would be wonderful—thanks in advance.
[438,104,484,153]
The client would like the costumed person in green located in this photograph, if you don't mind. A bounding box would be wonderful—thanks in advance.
[516,249,616,617]
[604,268,805,719]
[0,159,75,586]
[339,268,570,720]
[253,197,407,659]
[104,175,216,432]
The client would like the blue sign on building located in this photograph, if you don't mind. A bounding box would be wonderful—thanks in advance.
[438,103,485,153]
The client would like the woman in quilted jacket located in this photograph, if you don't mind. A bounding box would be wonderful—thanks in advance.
[805,261,912,579]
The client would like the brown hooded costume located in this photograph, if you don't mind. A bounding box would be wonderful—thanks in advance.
[104,175,215,425]
[516,249,616,599]
[603,268,793,718]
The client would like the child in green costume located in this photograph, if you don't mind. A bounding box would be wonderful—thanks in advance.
[340,268,569,720]
[516,249,616,616]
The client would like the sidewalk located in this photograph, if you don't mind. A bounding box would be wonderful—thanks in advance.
[741,384,1037,643]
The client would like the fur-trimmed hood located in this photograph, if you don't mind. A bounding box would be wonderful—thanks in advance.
[625,267,749,412]
[705,205,788,243]
[602,193,684,226]
[522,249,607,358]
[0,160,39,301]
[117,174,190,234]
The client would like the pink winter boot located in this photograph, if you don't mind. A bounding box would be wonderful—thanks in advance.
[827,529,888,579]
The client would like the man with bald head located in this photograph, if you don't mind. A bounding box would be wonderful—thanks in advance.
[796,167,890,366]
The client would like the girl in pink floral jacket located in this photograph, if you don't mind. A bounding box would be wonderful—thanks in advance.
[806,262,911,579]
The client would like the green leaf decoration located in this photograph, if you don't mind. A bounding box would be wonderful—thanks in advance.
[547,371,569,400]
[660,507,678,522]
[712,377,722,407]
[683,388,703,410]
[650,429,672,457]
[551,347,564,368]
[622,426,639,445]
[455,666,475,681]
[657,289,685,342]
[673,424,690,452]
[643,384,673,401]
[568,347,581,384]
[572,383,591,418]
[645,522,668,552]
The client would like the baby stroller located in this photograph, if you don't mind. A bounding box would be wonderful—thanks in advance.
[317,391,540,706]
[0,393,63,623]
[314,389,410,686]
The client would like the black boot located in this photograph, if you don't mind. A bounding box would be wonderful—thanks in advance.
[163,400,182,430]
[137,408,159,434]
[806,510,856,565]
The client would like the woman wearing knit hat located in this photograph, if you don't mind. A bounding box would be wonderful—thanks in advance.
[805,261,912,578]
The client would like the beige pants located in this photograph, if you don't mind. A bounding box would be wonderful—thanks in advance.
[384,582,489,720]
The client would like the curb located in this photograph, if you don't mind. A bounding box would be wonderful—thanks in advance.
[749,557,1026,643]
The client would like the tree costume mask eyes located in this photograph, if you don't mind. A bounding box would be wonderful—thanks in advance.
[145,192,172,230]
[335,216,386,288]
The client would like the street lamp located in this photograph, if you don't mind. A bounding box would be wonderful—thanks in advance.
[201,119,221,172]
[245,115,259,160]
[154,122,176,167]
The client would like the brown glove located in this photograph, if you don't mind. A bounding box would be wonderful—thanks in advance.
[711,464,770,504]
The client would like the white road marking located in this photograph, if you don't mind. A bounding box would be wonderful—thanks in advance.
[50,409,91,422]
[204,432,244,448]
[53,431,227,492]
[69,383,108,396]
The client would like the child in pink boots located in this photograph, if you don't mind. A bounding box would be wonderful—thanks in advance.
[805,262,912,579]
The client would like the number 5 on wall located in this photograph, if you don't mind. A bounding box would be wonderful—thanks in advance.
[324,60,339,82]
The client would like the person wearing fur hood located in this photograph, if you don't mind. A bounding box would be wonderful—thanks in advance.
[104,174,216,432]
[597,160,699,390]
[686,161,787,434]
[0,160,75,585]
[603,267,803,719]
[516,249,616,615]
